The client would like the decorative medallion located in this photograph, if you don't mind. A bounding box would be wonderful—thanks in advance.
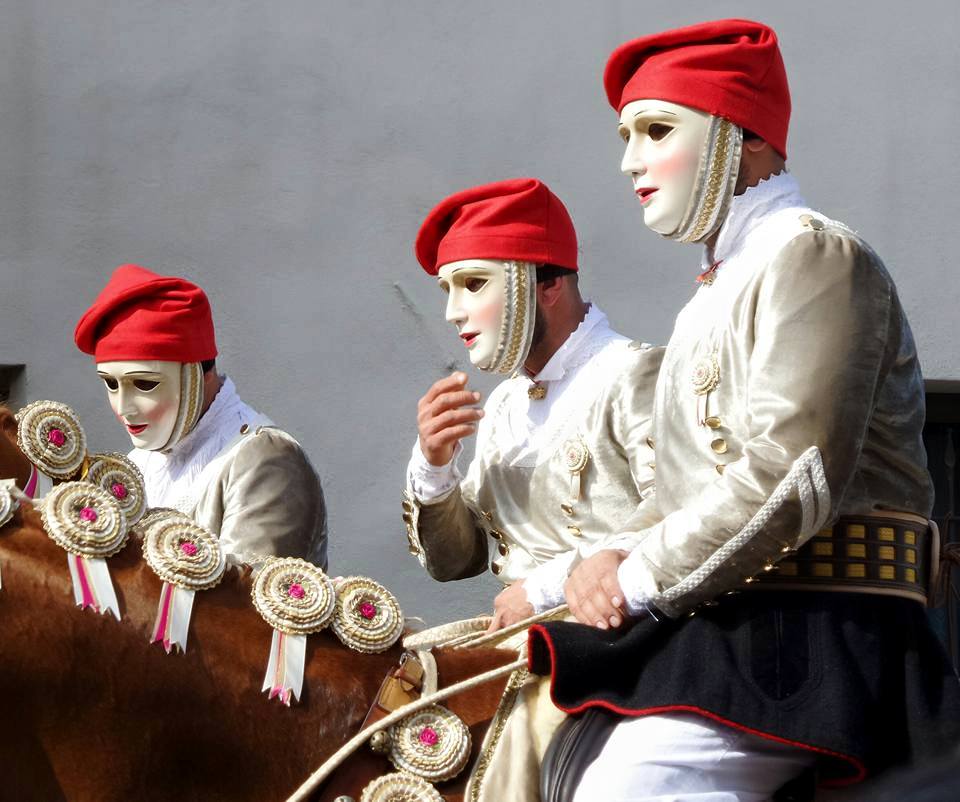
[252,557,336,635]
[359,771,443,802]
[388,704,472,783]
[691,353,720,396]
[331,576,404,654]
[527,382,547,401]
[252,557,336,705]
[562,438,589,474]
[40,481,127,619]
[41,481,128,558]
[141,509,225,591]
[16,400,88,480]
[86,453,147,526]
[140,509,225,654]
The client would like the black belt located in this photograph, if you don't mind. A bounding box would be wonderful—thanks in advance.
[747,513,935,605]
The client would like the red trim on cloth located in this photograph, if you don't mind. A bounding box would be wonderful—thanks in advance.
[527,623,868,788]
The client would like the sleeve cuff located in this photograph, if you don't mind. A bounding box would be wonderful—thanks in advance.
[616,549,660,617]
[524,552,576,613]
[407,439,463,502]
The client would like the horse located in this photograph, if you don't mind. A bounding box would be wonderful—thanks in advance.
[0,407,515,802]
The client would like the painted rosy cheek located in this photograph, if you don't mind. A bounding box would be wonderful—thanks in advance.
[471,300,501,329]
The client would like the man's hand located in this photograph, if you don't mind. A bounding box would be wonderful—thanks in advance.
[564,549,629,629]
[487,581,535,633]
[417,372,484,467]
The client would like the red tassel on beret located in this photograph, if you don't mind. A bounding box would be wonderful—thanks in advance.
[74,264,218,363]
[415,178,579,275]
[604,19,791,159]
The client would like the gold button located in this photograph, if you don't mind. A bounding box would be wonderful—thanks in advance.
[567,525,582,537]
[491,562,502,575]
[799,214,812,226]
[809,218,825,231]
[481,510,494,522]
[645,436,655,449]
[780,544,793,554]
[647,462,656,470]
[239,423,250,434]
[711,438,728,454]
[744,575,755,583]
[408,546,419,556]
[490,529,504,541]
[704,416,722,429]
[715,464,725,475]
[763,563,777,572]
[401,500,414,512]
[560,503,574,517]
[498,542,509,556]
[401,512,412,524]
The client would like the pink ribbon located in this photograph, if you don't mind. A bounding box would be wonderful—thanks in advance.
[73,554,99,611]
[151,582,175,652]
[23,466,38,499]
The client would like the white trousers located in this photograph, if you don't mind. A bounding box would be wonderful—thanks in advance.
[573,712,816,802]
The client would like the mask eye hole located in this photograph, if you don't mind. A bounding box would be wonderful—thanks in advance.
[464,277,488,293]
[133,379,160,392]
[647,123,673,142]
[101,376,119,392]
[618,126,630,144]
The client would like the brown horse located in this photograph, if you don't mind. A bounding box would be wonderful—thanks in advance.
[0,408,513,802]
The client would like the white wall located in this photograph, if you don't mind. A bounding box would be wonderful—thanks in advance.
[1,0,958,619]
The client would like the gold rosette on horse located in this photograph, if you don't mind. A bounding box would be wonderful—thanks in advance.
[252,556,336,705]
[40,480,129,619]
[141,508,226,653]
[360,771,444,802]
[86,453,148,526]
[331,576,404,654]
[16,400,88,482]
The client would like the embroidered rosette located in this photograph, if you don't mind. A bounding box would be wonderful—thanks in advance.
[691,353,720,396]
[331,576,404,654]
[16,400,87,480]
[561,436,590,505]
[42,481,128,557]
[252,557,336,705]
[691,352,721,426]
[86,453,147,526]
[140,509,226,654]
[41,481,128,619]
[387,704,472,783]
[141,510,225,590]
[360,771,444,802]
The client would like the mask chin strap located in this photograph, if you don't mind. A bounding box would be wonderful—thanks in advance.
[158,362,204,451]
[669,116,743,244]
[480,261,538,375]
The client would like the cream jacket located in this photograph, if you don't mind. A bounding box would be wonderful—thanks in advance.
[403,308,663,599]
[612,173,933,617]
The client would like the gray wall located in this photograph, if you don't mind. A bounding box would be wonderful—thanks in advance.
[1,0,958,620]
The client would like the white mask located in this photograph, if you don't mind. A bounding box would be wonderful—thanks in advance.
[96,360,204,451]
[619,99,742,243]
[438,258,537,374]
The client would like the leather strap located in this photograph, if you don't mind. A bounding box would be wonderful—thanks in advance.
[360,652,425,730]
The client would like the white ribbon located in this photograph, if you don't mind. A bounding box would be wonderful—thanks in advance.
[262,630,307,706]
[151,582,197,653]
[67,554,121,620]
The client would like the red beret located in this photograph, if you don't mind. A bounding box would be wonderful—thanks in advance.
[74,264,218,363]
[604,19,790,159]
[415,178,579,275]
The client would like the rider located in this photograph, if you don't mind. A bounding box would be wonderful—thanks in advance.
[75,264,327,566]
[403,177,662,800]
[527,19,960,800]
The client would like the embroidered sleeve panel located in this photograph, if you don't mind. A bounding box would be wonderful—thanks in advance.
[405,484,489,582]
